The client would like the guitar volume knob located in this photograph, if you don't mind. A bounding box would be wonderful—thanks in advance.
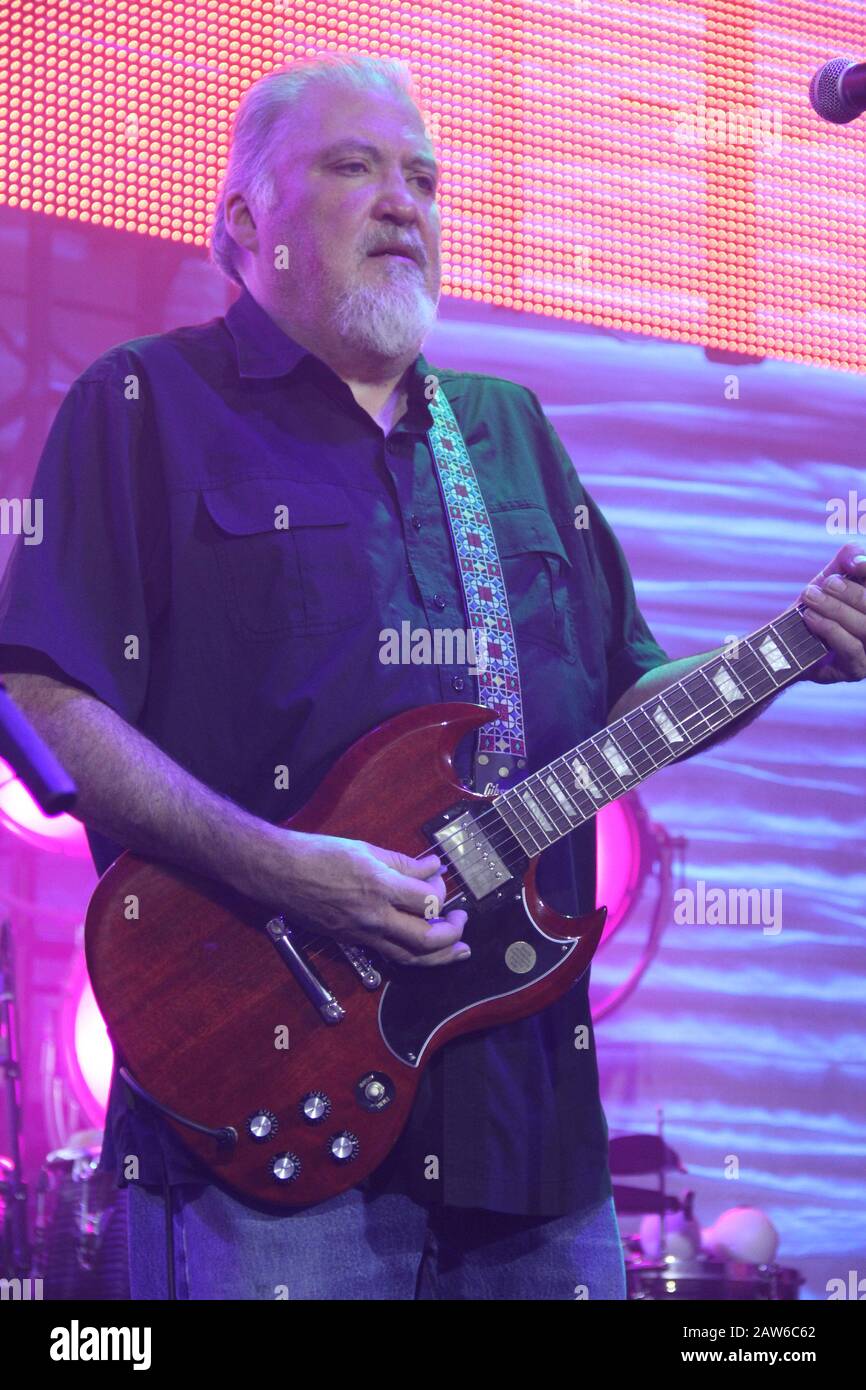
[247,1109,278,1141]
[300,1091,331,1123]
[329,1131,359,1164]
[271,1152,301,1183]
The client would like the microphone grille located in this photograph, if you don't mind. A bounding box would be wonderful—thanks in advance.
[809,57,860,124]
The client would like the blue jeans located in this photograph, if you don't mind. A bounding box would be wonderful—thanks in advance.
[126,1180,626,1300]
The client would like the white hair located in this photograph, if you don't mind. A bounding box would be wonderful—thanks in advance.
[209,53,424,286]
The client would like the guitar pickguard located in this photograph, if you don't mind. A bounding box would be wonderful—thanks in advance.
[377,890,580,1064]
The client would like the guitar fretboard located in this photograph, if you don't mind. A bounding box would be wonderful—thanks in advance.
[494,603,828,855]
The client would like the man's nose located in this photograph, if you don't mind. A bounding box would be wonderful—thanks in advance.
[371,171,422,222]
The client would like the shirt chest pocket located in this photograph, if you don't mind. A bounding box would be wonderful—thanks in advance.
[491,505,578,665]
[200,477,372,638]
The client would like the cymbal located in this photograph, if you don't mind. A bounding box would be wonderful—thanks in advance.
[609,1133,686,1176]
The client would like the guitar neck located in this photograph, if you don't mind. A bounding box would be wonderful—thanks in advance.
[494,602,829,854]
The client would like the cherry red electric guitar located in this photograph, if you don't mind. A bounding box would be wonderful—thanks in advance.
[84,600,829,1207]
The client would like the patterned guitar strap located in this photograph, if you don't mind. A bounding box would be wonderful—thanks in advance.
[425,377,527,796]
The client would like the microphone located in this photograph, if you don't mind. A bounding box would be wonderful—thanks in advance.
[809,57,866,124]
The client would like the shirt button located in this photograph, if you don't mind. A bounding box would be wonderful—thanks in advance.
[432,593,447,611]
[410,514,422,530]
[451,675,466,692]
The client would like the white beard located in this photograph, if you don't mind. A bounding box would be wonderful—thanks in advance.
[331,261,438,359]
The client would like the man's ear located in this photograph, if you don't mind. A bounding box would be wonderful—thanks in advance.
[224,190,259,257]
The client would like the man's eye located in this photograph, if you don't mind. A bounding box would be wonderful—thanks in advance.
[335,162,435,193]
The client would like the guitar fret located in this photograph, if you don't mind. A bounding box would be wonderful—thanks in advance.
[774,608,825,669]
[739,634,783,694]
[515,781,558,844]
[613,713,660,779]
[634,698,689,768]
[566,751,606,804]
[542,769,581,824]
[585,737,624,797]
[757,628,793,677]
[550,756,597,821]
[496,793,543,854]
[670,678,717,740]
[524,772,571,838]
[649,697,689,756]
[486,602,831,867]
[709,658,747,708]
[600,732,637,784]
[587,733,631,797]
[688,666,736,731]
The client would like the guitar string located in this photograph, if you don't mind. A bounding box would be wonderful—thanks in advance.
[301,628,792,966]
[306,613,822,946]
[459,611,821,847]
[298,610,824,958]
[406,612,824,905]
[421,682,815,906]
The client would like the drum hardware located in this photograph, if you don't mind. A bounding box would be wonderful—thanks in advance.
[611,1125,687,1216]
[613,1186,683,1216]
[33,1133,129,1299]
[613,1117,804,1300]
[625,1254,804,1301]
[0,918,31,1279]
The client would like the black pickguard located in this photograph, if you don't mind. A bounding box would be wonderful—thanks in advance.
[377,892,578,1064]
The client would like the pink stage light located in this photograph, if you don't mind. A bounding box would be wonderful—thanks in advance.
[596,797,646,940]
[61,953,112,1125]
[0,757,89,856]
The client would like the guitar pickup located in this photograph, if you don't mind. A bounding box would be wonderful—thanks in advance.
[431,809,513,903]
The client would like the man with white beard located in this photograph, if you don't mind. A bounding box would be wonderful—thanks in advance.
[215,58,443,433]
[0,52,745,1301]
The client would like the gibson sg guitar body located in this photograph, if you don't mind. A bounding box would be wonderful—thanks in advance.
[85,598,827,1207]
[85,702,605,1208]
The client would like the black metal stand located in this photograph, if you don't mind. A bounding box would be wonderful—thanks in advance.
[0,920,31,1277]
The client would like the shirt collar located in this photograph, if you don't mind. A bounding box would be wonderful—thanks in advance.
[224,286,461,429]
[224,286,310,380]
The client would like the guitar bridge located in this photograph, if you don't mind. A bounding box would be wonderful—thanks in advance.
[339,943,382,990]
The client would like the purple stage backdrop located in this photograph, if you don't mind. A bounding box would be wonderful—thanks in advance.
[0,208,864,1300]
[452,313,866,1300]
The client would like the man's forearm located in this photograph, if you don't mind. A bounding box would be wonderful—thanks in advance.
[2,672,298,896]
[607,647,783,757]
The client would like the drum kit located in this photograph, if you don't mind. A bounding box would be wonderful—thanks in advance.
[611,1127,803,1301]
[0,1130,129,1299]
[31,1132,129,1299]
[0,917,128,1298]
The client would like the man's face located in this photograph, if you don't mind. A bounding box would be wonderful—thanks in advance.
[242,83,442,361]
